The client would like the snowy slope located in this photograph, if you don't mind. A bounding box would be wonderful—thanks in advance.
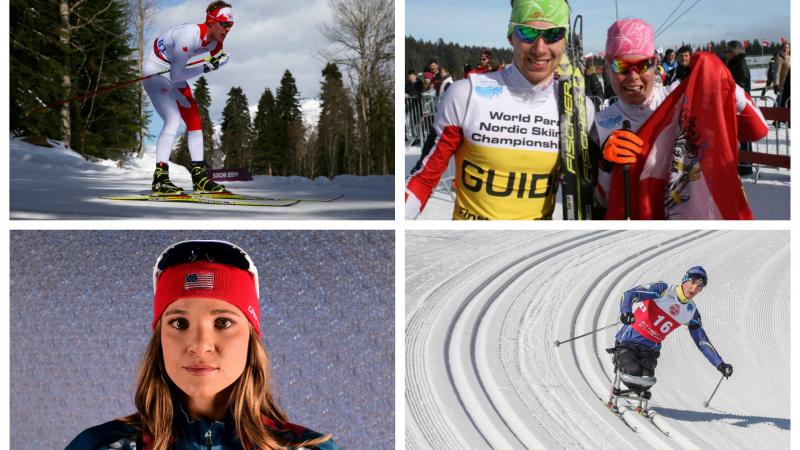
[406,231,789,449]
[10,136,392,219]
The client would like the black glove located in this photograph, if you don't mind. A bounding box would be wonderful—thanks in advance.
[203,53,229,73]
[717,363,733,378]
[620,312,635,325]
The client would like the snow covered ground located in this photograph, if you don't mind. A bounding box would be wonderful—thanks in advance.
[406,230,790,449]
[10,136,393,219]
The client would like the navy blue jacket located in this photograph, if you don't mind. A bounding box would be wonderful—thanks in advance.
[65,406,339,450]
[615,281,724,368]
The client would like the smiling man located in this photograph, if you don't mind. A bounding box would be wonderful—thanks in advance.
[405,0,594,220]
[606,266,733,412]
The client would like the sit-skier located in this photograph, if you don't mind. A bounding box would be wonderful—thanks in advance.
[607,266,733,413]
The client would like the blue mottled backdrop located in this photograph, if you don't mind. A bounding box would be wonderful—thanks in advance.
[10,230,394,449]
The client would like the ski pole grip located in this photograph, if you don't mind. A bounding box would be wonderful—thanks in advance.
[621,120,632,219]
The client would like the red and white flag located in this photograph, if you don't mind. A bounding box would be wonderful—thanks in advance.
[606,52,754,220]
[762,39,770,46]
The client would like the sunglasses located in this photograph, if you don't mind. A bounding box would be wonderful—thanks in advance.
[153,240,259,296]
[511,23,567,44]
[609,57,656,74]
[219,21,234,29]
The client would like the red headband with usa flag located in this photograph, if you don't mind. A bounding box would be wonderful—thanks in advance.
[206,6,234,24]
[153,260,260,335]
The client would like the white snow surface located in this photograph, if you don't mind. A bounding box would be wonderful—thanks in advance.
[10,136,393,219]
[406,230,790,449]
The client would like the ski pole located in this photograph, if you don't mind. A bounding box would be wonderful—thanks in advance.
[703,374,725,408]
[27,55,216,115]
[554,322,620,347]
[621,120,632,220]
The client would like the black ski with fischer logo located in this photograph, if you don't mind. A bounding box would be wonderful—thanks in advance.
[557,12,592,220]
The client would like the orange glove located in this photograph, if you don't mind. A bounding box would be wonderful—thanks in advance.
[602,129,644,165]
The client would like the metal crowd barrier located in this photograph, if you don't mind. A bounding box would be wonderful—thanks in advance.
[744,96,791,182]
[405,96,440,145]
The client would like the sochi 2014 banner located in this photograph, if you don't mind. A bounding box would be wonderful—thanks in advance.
[605,52,754,220]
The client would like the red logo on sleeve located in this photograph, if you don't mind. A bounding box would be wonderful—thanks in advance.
[182,46,189,52]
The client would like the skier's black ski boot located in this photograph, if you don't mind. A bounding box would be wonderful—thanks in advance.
[190,161,227,193]
[152,162,184,195]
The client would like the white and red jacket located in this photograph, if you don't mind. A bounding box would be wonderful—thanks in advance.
[145,23,224,82]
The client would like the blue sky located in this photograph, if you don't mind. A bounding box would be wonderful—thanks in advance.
[406,0,790,55]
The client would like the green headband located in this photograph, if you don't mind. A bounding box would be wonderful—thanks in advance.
[508,0,570,37]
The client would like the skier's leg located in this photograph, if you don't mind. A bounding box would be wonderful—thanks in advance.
[174,85,226,193]
[143,76,185,193]
[144,76,183,164]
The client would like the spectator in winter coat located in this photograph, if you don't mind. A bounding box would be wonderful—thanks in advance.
[66,241,339,450]
[661,49,677,74]
[426,59,443,94]
[725,41,751,93]
[665,45,692,85]
[725,41,753,175]
[406,70,423,98]
[775,42,791,105]
[474,50,494,74]
[585,63,605,109]
[438,67,454,96]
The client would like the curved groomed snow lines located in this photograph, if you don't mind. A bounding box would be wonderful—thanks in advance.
[406,231,789,450]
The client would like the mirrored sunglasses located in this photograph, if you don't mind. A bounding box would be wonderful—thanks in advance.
[511,23,567,44]
[609,57,656,74]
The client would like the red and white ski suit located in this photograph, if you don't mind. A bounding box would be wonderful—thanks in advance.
[143,23,223,163]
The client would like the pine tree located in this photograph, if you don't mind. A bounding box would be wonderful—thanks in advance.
[274,70,302,175]
[220,86,252,170]
[11,0,65,139]
[173,76,215,169]
[68,0,140,159]
[368,83,394,175]
[316,63,355,177]
[250,88,277,175]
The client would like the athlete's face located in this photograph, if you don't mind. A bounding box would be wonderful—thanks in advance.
[161,298,249,415]
[508,20,565,86]
[681,279,704,299]
[608,54,656,105]
[208,21,231,43]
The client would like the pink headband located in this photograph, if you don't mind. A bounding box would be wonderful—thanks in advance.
[605,19,655,59]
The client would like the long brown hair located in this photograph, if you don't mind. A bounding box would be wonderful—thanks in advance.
[125,321,332,449]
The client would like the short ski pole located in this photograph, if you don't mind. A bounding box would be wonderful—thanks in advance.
[28,55,217,114]
[703,374,725,408]
[622,120,632,220]
[554,322,620,347]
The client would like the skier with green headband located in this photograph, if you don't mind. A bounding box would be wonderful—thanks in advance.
[406,0,594,220]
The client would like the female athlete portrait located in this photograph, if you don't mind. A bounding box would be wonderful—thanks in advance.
[65,240,339,449]
[9,231,394,450]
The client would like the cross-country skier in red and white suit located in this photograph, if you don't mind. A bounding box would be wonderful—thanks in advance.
[143,1,233,194]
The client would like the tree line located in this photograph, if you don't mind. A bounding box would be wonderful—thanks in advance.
[405,36,513,78]
[10,0,394,178]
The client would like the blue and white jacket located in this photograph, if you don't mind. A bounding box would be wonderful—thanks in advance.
[614,281,724,368]
[65,404,340,450]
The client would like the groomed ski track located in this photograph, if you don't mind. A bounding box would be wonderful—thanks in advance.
[406,231,789,449]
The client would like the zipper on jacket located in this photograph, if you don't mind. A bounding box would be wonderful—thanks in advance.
[205,424,213,450]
